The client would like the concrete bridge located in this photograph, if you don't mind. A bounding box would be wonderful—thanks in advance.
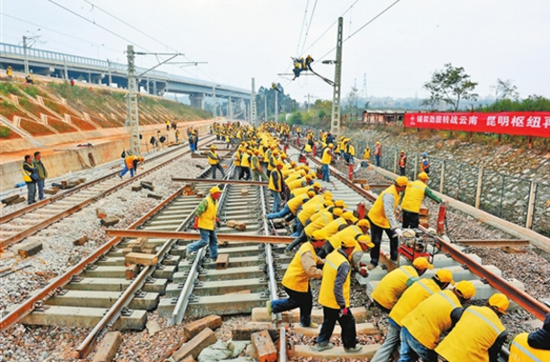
[0,42,250,110]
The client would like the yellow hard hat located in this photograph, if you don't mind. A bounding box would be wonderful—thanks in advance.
[311,230,326,241]
[209,186,223,195]
[312,182,321,189]
[305,174,313,180]
[357,219,370,228]
[291,161,297,166]
[376,141,380,144]
[332,208,343,217]
[341,236,356,248]
[342,211,358,223]
[307,190,316,198]
[412,257,434,270]
[328,143,334,148]
[334,200,348,208]
[357,235,374,248]
[418,172,430,180]
[455,280,476,300]
[434,269,455,286]
[488,293,509,314]
[210,144,216,149]
[395,176,409,187]
[304,166,310,172]
[276,160,284,167]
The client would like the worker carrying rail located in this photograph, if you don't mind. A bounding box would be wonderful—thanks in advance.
[400,172,444,229]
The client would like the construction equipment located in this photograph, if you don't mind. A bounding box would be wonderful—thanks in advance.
[398,228,439,263]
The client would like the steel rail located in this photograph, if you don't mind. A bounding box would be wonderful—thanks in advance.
[0,141,192,224]
[259,182,286,362]
[455,239,529,247]
[0,180,189,332]
[420,225,550,321]
[0,136,217,248]
[78,165,219,356]
[105,230,294,244]
[171,165,235,325]
[294,143,550,321]
[171,178,268,186]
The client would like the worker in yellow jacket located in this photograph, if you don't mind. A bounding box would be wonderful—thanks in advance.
[508,312,550,362]
[371,256,434,312]
[436,293,509,362]
[367,176,408,270]
[370,269,455,362]
[401,172,443,229]
[268,160,284,213]
[208,145,225,179]
[187,186,223,262]
[315,237,362,353]
[267,230,325,328]
[399,280,476,362]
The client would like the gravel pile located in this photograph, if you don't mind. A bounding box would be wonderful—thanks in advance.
[0,152,208,361]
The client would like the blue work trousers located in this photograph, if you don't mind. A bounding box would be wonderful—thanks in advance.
[120,165,135,178]
[398,326,437,362]
[321,164,330,182]
[271,190,281,213]
[187,228,218,260]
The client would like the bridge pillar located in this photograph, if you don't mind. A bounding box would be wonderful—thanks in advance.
[91,73,104,84]
[189,93,205,110]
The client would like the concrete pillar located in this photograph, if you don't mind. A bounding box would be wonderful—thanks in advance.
[189,93,205,109]
[152,79,157,95]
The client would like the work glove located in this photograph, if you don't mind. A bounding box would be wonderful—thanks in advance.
[215,217,221,228]
[394,228,404,238]
[360,267,369,278]
[193,216,199,230]
[340,307,350,317]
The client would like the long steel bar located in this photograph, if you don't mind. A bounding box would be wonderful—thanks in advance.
[105,230,294,244]
[297,142,550,321]
[0,182,188,332]
[456,239,529,247]
[1,136,217,247]
[171,178,268,186]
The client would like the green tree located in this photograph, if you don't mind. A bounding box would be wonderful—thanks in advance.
[491,78,519,101]
[422,63,478,111]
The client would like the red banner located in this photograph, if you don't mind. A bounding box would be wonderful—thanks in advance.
[404,112,550,138]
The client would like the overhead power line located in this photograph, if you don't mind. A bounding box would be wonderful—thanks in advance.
[317,0,402,61]
[295,0,310,57]
[302,0,361,55]
[299,0,318,56]
[47,0,149,51]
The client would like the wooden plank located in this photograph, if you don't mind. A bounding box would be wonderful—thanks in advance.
[17,241,43,258]
[124,252,158,266]
[215,254,229,270]
[172,328,217,361]
[92,331,121,362]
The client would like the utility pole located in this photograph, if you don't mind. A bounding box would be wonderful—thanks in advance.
[250,78,257,126]
[264,95,267,121]
[330,17,343,135]
[305,94,311,113]
[274,91,278,123]
[228,96,233,121]
[212,86,217,120]
[125,45,141,156]
[23,36,29,75]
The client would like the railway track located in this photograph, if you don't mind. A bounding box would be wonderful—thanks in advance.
[0,135,218,249]
[1,136,549,361]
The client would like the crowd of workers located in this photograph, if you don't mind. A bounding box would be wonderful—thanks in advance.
[191,121,549,361]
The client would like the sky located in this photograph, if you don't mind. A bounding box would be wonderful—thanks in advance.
[1,0,549,104]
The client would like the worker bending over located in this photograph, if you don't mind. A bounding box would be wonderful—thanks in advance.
[398,280,476,362]
[315,237,362,353]
[370,269,455,362]
[508,312,550,361]
[436,293,509,362]
[267,230,325,328]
